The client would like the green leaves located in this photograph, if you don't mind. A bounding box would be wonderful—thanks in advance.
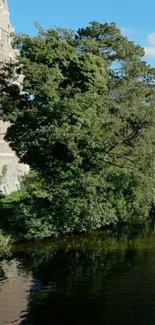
[1,21,155,238]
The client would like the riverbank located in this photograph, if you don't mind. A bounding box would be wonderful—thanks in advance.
[0,230,12,255]
[0,187,154,256]
[0,191,23,254]
[0,195,153,256]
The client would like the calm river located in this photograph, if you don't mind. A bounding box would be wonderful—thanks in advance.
[1,225,155,324]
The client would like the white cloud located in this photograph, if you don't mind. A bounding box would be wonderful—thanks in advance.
[147,32,155,46]
[144,31,155,59]
[144,46,155,59]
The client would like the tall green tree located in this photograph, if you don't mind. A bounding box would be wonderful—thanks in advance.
[1,22,155,238]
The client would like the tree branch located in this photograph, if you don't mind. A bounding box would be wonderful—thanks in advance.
[103,158,140,171]
[108,152,134,163]
[105,130,139,155]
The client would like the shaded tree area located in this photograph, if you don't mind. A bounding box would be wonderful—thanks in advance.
[1,21,155,238]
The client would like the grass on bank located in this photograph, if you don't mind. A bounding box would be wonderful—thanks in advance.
[0,229,12,255]
[0,189,26,204]
[0,190,25,241]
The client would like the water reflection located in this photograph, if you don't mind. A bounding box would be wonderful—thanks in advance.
[0,259,32,325]
[1,228,155,324]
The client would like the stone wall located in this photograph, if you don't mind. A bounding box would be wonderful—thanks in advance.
[0,0,15,62]
[0,0,29,194]
[0,121,29,194]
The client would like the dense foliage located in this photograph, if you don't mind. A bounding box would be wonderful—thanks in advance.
[1,21,155,238]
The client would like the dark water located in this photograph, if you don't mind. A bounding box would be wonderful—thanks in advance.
[1,226,155,324]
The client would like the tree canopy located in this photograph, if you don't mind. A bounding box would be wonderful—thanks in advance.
[1,21,155,238]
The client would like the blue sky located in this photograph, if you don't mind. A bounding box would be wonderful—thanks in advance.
[8,0,155,66]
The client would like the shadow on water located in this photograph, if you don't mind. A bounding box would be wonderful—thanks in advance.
[1,224,155,324]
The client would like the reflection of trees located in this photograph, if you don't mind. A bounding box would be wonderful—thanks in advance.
[18,232,143,325]
[15,226,155,325]
[0,226,155,324]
